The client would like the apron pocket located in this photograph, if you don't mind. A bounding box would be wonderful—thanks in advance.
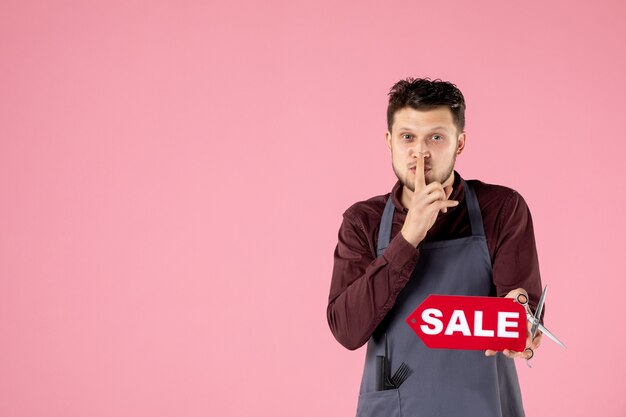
[356,388,402,417]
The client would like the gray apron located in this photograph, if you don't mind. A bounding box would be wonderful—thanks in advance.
[356,179,525,417]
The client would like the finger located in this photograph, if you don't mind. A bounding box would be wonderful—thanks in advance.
[421,200,459,218]
[528,330,539,348]
[424,183,449,206]
[424,185,446,202]
[433,200,460,213]
[414,152,426,191]
[517,348,533,360]
[427,184,452,213]
[503,349,523,359]
[503,348,533,360]
[436,201,459,215]
[530,332,542,349]
[416,188,448,207]
[485,349,497,356]
[424,181,444,194]
[505,288,528,300]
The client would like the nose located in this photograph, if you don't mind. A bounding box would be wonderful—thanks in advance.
[409,139,430,158]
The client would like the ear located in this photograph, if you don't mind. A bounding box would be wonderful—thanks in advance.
[456,131,466,155]
[385,131,392,152]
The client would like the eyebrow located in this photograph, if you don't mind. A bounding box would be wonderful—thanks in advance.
[397,126,451,133]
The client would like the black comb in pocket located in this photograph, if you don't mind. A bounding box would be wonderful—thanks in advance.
[376,333,413,390]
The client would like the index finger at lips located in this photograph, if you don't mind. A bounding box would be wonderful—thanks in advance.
[414,152,426,191]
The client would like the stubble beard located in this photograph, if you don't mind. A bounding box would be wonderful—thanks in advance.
[393,153,457,193]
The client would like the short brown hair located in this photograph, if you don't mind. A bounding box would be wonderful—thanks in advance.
[387,77,466,134]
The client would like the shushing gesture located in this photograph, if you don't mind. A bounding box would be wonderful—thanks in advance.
[400,153,459,247]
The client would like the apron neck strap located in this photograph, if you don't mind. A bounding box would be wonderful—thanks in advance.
[377,192,396,257]
[376,179,485,257]
[462,179,485,238]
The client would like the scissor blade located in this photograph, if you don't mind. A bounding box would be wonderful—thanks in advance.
[537,323,567,349]
[535,285,547,322]
[531,286,548,338]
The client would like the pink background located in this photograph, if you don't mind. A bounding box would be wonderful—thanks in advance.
[1,1,625,416]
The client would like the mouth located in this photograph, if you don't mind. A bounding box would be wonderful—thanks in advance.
[410,167,431,174]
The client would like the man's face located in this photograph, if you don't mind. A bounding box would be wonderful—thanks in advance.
[385,106,465,192]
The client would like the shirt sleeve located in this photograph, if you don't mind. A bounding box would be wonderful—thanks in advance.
[326,210,419,350]
[492,190,545,323]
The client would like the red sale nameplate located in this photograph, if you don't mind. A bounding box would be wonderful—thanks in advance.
[406,295,527,351]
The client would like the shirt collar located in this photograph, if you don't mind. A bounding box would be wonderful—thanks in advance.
[391,170,465,213]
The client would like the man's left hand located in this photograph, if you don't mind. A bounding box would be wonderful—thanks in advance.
[484,288,543,359]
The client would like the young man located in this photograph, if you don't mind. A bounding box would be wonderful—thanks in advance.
[327,78,544,417]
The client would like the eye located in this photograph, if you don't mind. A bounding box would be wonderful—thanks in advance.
[431,134,444,141]
[401,133,413,141]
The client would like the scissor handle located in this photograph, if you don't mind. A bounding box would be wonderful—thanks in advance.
[524,347,534,360]
[515,293,528,305]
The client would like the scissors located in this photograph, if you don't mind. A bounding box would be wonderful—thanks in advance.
[515,285,566,367]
